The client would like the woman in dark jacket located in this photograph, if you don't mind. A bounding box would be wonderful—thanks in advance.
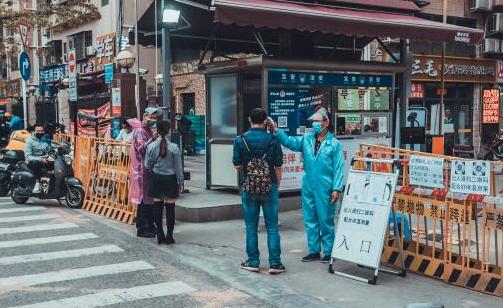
[144,120,184,244]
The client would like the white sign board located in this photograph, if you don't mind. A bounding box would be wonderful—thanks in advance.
[450,160,491,196]
[67,49,77,101]
[332,170,398,269]
[409,156,445,188]
[279,147,303,192]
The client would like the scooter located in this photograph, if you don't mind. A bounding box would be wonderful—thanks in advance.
[10,142,85,208]
[0,149,25,196]
[483,129,503,161]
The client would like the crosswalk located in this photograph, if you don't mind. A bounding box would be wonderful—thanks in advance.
[0,197,197,307]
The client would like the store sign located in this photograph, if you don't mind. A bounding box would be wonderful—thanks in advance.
[409,156,445,189]
[71,102,111,137]
[39,65,67,84]
[0,98,9,105]
[482,88,500,124]
[268,70,393,87]
[450,160,491,196]
[77,33,116,74]
[411,55,497,83]
[111,87,121,116]
[6,80,20,97]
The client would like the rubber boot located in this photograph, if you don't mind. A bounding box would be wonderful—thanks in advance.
[153,201,165,244]
[165,203,176,244]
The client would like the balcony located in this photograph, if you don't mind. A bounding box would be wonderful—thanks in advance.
[487,13,503,38]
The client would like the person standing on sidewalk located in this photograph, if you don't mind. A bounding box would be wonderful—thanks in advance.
[145,120,184,244]
[129,107,162,238]
[233,108,285,274]
[273,107,344,263]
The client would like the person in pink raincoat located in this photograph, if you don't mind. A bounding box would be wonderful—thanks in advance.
[128,107,162,238]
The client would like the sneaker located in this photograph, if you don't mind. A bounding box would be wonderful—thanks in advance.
[32,182,41,193]
[301,253,321,262]
[322,255,332,263]
[269,264,286,275]
[240,261,260,272]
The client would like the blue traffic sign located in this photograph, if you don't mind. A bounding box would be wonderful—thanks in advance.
[104,63,114,85]
[19,52,31,81]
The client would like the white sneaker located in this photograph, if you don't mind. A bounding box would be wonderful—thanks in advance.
[32,182,41,193]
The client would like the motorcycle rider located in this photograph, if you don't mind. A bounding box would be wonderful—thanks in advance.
[24,123,51,193]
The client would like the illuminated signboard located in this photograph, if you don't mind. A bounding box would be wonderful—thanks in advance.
[482,88,500,124]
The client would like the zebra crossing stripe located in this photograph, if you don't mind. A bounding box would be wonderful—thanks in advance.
[0,206,47,214]
[0,223,79,235]
[0,261,154,288]
[0,213,60,223]
[8,281,196,308]
[0,233,99,249]
[0,245,123,265]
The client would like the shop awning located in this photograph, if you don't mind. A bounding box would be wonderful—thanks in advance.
[213,0,484,44]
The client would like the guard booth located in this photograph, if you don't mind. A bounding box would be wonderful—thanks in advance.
[199,0,482,191]
[204,57,404,190]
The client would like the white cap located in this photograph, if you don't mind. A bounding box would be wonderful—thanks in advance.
[307,107,329,121]
[144,107,162,116]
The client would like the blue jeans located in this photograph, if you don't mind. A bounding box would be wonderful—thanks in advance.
[241,185,281,267]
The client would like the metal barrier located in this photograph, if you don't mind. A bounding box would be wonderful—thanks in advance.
[357,144,503,297]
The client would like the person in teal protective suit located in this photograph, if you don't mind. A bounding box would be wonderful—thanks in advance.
[273,107,344,263]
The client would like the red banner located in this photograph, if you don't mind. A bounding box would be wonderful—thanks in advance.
[70,102,111,137]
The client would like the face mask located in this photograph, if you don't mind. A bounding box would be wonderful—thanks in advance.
[312,122,324,134]
[35,133,44,139]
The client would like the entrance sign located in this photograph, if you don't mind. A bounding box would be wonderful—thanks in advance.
[330,168,405,285]
[19,52,31,81]
[450,160,491,195]
[67,49,77,101]
[409,156,444,188]
[482,89,500,124]
[332,170,398,268]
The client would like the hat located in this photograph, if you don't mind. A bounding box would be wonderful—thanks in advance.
[144,107,162,116]
[307,107,329,121]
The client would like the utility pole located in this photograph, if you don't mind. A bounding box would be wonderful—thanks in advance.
[161,0,171,121]
[134,0,141,118]
[439,0,447,136]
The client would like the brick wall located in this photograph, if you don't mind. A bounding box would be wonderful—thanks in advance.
[421,0,467,17]
[171,73,205,115]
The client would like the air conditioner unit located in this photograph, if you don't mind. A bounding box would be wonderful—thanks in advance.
[470,0,493,10]
[86,46,96,57]
[489,13,503,33]
[483,38,501,53]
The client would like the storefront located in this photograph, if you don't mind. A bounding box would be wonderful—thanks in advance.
[409,55,497,155]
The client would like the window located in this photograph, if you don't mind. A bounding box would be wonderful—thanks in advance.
[101,0,109,6]
[181,93,196,115]
[68,31,92,60]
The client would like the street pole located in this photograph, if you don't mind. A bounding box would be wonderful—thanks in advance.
[155,0,159,98]
[22,80,27,129]
[134,0,141,118]
[439,0,447,136]
[161,0,171,121]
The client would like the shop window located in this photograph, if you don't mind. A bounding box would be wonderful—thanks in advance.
[362,115,389,135]
[336,114,361,136]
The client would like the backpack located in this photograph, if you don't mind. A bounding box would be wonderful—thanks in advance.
[241,135,274,195]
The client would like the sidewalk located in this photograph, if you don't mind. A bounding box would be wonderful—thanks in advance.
[164,210,502,308]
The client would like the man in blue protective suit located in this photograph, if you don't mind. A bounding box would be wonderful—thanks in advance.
[273,107,344,263]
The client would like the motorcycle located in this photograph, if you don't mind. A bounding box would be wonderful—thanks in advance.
[0,150,25,196]
[483,129,503,161]
[10,142,85,208]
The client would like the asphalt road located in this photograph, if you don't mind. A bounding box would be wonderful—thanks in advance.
[0,197,270,308]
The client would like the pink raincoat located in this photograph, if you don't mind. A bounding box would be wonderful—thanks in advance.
[128,118,154,205]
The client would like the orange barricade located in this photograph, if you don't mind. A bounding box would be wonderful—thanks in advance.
[357,144,503,297]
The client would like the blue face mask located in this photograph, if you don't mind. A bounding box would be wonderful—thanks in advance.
[312,122,324,134]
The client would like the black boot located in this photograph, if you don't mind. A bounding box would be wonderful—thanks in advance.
[154,201,165,244]
[144,204,156,235]
[136,203,155,238]
[165,203,176,244]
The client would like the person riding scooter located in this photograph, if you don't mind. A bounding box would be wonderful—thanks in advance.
[24,123,51,193]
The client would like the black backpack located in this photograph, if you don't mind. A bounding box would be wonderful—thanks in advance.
[241,135,273,195]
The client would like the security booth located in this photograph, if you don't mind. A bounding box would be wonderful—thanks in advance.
[199,0,483,190]
[203,57,404,190]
